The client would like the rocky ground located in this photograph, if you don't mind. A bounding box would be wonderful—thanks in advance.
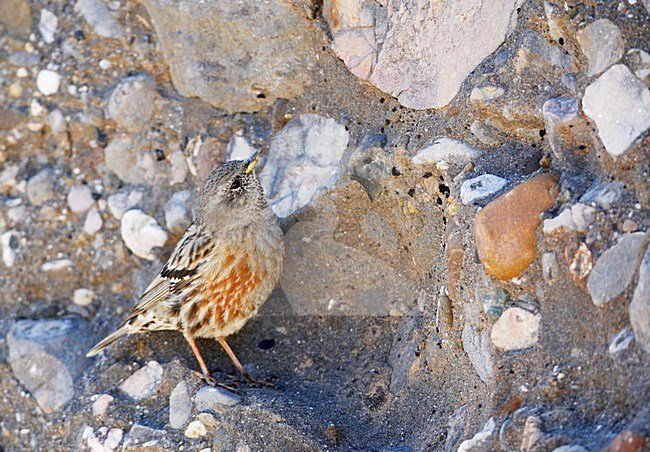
[0,0,649,451]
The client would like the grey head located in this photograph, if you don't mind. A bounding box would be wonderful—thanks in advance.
[196,152,271,234]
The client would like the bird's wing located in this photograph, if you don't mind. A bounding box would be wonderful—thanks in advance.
[129,222,214,317]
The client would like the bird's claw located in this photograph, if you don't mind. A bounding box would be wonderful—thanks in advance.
[193,370,242,394]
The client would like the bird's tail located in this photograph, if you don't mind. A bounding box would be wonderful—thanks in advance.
[86,322,132,357]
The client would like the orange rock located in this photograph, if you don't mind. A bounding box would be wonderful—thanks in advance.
[475,173,559,280]
[609,430,648,452]
[446,218,464,301]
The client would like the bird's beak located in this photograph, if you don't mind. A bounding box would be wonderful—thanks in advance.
[244,151,260,174]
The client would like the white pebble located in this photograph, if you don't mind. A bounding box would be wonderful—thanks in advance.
[120,210,168,261]
[99,59,111,70]
[84,207,103,234]
[39,9,58,44]
[16,67,29,78]
[67,184,95,213]
[1,230,20,267]
[40,259,74,272]
[119,361,164,401]
[91,394,114,416]
[184,420,207,438]
[74,288,96,306]
[36,70,61,96]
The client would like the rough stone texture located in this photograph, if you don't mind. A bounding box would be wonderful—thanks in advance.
[119,361,164,401]
[460,174,508,205]
[541,97,580,159]
[412,138,483,166]
[475,174,559,280]
[348,134,392,202]
[104,137,149,185]
[580,181,626,210]
[515,32,577,74]
[108,75,156,132]
[630,246,650,353]
[576,19,624,77]
[120,209,168,260]
[325,0,524,109]
[107,188,144,220]
[582,64,650,156]
[74,0,123,39]
[7,316,95,413]
[142,0,319,112]
[194,386,241,410]
[122,424,168,451]
[169,380,191,429]
[587,232,648,306]
[259,114,349,218]
[462,322,494,384]
[0,0,32,39]
[491,307,541,351]
[26,168,55,206]
[67,184,95,213]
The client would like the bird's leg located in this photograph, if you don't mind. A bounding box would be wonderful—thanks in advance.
[217,338,281,389]
[185,334,240,393]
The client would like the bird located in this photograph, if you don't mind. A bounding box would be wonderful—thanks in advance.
[87,151,285,389]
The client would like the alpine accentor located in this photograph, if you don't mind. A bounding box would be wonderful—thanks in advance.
[87,152,284,388]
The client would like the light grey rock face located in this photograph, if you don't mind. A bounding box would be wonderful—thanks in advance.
[515,32,577,74]
[608,328,635,354]
[582,64,650,156]
[259,114,349,218]
[67,184,95,213]
[107,188,144,220]
[348,134,392,202]
[7,316,95,413]
[325,0,523,109]
[39,9,58,44]
[26,167,55,205]
[625,48,650,81]
[120,361,164,401]
[461,321,494,384]
[104,137,155,184]
[460,174,508,205]
[74,0,123,39]
[587,232,648,306]
[491,307,540,351]
[412,138,483,166]
[122,424,168,451]
[120,209,168,261]
[194,386,242,410]
[142,0,318,113]
[576,19,624,77]
[458,418,496,452]
[164,191,193,233]
[542,204,596,235]
[630,246,650,353]
[542,97,580,158]
[108,75,155,132]
[169,380,191,429]
[580,181,626,210]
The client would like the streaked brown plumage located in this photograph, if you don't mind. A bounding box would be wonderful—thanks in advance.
[87,152,284,388]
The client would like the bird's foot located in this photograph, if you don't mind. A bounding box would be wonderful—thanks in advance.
[240,371,283,390]
[193,370,242,394]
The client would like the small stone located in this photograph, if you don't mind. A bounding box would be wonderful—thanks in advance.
[119,361,164,401]
[553,446,589,452]
[36,70,61,96]
[470,85,504,104]
[168,151,188,185]
[104,137,148,184]
[542,97,580,159]
[625,48,650,80]
[412,138,482,166]
[630,246,650,353]
[75,0,123,39]
[475,174,559,280]
[164,191,192,233]
[348,134,392,202]
[39,9,58,44]
[259,114,349,218]
[622,219,638,233]
[26,168,55,205]
[576,19,624,76]
[92,394,114,416]
[542,252,559,285]
[194,386,242,410]
[460,174,507,205]
[580,181,626,210]
[458,418,496,452]
[227,134,256,161]
[84,207,103,234]
[0,165,20,190]
[520,416,544,451]
[169,380,191,429]
[49,109,67,135]
[107,188,144,220]
[99,59,112,70]
[470,120,501,146]
[1,230,20,267]
[609,328,635,354]
[587,232,647,306]
[543,204,596,235]
[491,307,541,351]
[85,426,123,451]
[184,420,207,439]
[108,75,155,132]
[121,210,168,260]
[514,32,577,74]
[122,424,167,451]
[582,64,650,156]
[461,322,494,384]
[67,184,95,213]
[74,288,95,306]
[7,316,95,413]
[479,286,509,318]
[40,259,74,272]
[609,430,648,452]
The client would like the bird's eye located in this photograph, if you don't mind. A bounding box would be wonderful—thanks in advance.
[230,178,242,191]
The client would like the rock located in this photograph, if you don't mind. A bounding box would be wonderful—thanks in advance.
[460,174,508,205]
[461,321,494,384]
[8,51,41,67]
[553,446,588,452]
[362,212,399,253]
[458,417,496,452]
[348,134,392,202]
[625,48,650,81]
[120,209,168,260]
[73,288,95,307]
[84,426,123,451]
[104,137,148,184]
[0,165,20,191]
[542,204,596,235]
[39,9,58,44]
[185,420,207,438]
[67,184,95,213]
[491,307,540,351]
[169,380,191,429]
[259,114,349,218]
[576,19,624,77]
[194,386,242,410]
[582,64,650,156]
[164,191,192,233]
[412,138,483,166]
[40,259,74,272]
[514,32,577,74]
[580,181,626,210]
[325,0,524,109]
[74,0,123,39]
[475,173,559,280]
[609,430,648,452]
[478,285,509,318]
[107,188,144,220]
[541,97,580,159]
[630,246,650,353]
[49,109,67,135]
[470,120,501,146]
[168,151,188,185]
[470,86,504,104]
[1,230,20,267]
[609,328,635,355]
[119,361,164,401]
[542,252,560,285]
[108,75,155,132]
[587,232,647,306]
[142,0,318,112]
[7,316,95,413]
[92,394,114,416]
[84,207,103,234]
[36,70,61,96]
[26,167,55,205]
[122,424,168,451]
[227,135,256,161]
[0,0,32,39]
